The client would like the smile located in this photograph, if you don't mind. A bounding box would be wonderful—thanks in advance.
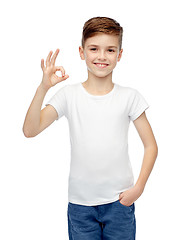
[94,63,109,68]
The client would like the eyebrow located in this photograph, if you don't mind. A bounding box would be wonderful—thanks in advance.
[87,44,118,49]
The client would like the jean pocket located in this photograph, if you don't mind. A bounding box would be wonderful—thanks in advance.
[118,200,134,212]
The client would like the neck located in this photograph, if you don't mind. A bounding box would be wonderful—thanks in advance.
[83,71,114,92]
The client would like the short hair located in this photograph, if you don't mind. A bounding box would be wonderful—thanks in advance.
[82,17,123,50]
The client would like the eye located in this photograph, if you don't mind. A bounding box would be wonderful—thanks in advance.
[90,48,97,51]
[108,49,115,53]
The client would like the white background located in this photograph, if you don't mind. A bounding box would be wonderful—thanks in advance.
[0,0,190,239]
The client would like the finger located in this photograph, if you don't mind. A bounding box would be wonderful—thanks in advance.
[41,59,45,71]
[51,48,60,65]
[56,74,69,83]
[119,193,123,200]
[46,50,53,67]
[63,74,69,80]
[55,66,65,76]
[62,74,69,81]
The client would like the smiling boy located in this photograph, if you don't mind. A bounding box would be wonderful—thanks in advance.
[23,17,158,239]
[80,33,122,83]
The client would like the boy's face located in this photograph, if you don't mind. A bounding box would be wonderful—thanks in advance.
[79,33,123,79]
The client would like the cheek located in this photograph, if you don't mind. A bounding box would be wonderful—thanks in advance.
[85,53,94,62]
[110,55,119,65]
[85,55,96,68]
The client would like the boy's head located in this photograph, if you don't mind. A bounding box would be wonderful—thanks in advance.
[79,17,123,79]
[81,17,123,51]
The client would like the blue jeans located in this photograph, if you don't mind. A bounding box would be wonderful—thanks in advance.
[67,199,136,239]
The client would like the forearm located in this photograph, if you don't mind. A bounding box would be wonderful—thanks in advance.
[135,145,158,191]
[23,83,48,137]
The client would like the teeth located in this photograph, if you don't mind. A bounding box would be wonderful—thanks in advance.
[96,63,107,67]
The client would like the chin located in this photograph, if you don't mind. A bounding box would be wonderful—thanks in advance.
[90,71,112,79]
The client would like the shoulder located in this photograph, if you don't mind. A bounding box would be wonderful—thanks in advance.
[116,84,140,98]
[116,83,137,92]
[56,82,79,95]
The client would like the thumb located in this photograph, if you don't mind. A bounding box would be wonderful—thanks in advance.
[57,74,69,83]
[55,66,65,76]
[119,192,123,200]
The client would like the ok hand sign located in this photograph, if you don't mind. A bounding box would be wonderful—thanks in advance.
[41,49,69,91]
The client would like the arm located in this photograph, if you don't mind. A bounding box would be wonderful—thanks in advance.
[23,84,58,137]
[23,49,69,138]
[119,112,158,206]
[133,112,158,190]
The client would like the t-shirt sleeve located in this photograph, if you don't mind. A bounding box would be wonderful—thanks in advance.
[45,86,67,120]
[128,89,150,121]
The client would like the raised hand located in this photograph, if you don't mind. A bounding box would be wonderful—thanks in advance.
[41,49,69,91]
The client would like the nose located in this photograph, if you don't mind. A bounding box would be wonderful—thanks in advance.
[98,50,106,61]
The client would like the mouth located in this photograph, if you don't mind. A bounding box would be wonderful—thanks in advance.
[94,63,109,69]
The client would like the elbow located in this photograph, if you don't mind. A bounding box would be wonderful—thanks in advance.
[154,145,158,159]
[23,132,34,138]
[22,126,37,138]
[145,143,158,158]
[154,141,158,157]
[151,143,158,157]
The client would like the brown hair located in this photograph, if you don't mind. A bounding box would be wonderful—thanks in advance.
[82,17,123,50]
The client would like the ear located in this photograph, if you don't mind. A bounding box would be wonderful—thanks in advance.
[117,48,123,62]
[79,46,85,60]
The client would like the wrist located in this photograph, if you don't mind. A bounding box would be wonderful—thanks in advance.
[38,82,50,93]
[134,182,145,194]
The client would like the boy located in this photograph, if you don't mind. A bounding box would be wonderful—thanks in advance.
[23,17,158,239]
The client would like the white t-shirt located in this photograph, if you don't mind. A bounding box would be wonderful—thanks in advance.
[46,82,149,206]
